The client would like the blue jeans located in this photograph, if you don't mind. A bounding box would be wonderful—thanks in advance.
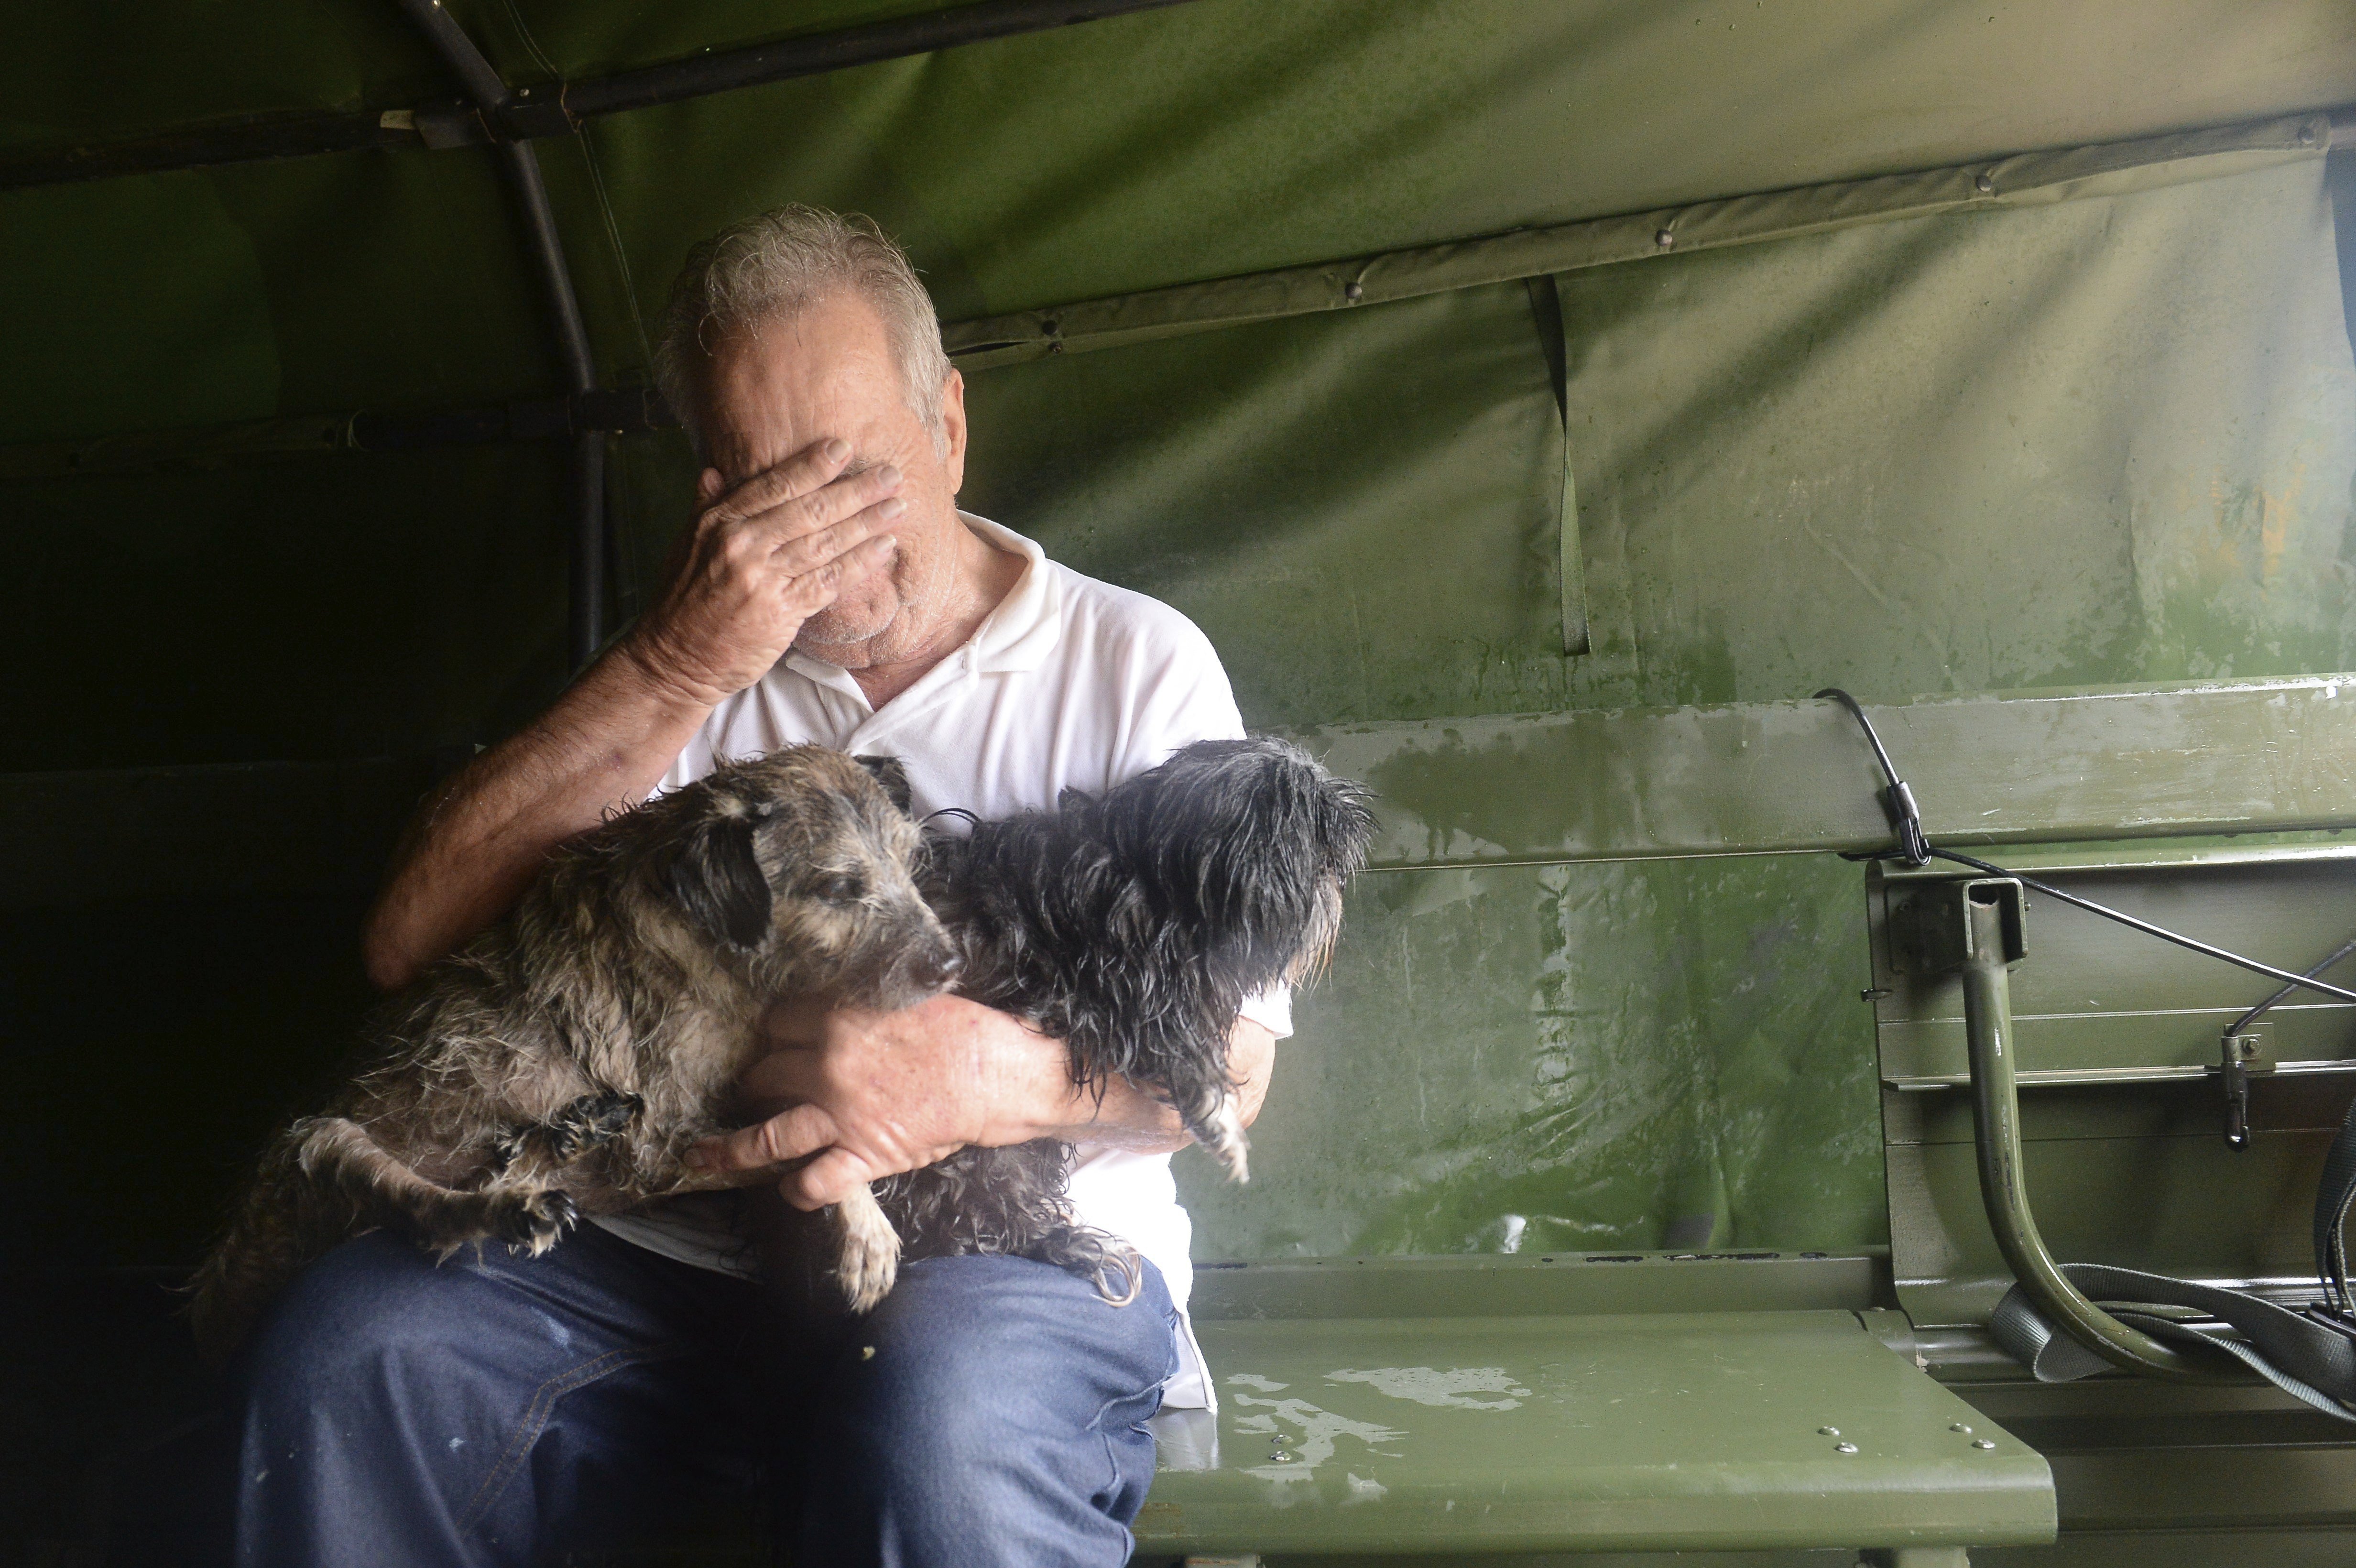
[229,1221,1177,1568]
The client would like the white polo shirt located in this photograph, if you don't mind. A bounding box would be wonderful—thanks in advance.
[590,513,1284,1410]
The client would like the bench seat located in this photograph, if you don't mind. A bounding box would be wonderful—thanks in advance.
[1136,1266,2054,1561]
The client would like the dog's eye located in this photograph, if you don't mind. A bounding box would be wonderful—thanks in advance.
[817,874,867,903]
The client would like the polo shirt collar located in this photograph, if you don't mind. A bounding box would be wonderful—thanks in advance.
[779,512,1061,699]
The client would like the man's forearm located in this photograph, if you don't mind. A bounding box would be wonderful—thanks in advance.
[360,642,715,991]
[1030,1019,1277,1154]
[710,1002,1278,1204]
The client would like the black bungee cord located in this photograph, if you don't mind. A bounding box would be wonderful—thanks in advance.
[1814,687,2356,1007]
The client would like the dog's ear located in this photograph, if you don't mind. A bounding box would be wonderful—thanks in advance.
[1319,777,1380,878]
[854,754,914,816]
[667,813,773,950]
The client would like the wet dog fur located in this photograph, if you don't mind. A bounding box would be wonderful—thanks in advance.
[189,746,955,1363]
[191,737,1374,1361]
[878,737,1375,1291]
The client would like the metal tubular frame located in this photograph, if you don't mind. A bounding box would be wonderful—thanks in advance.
[1937,877,2213,1380]
[0,0,1210,191]
[391,0,607,669]
[560,0,1202,121]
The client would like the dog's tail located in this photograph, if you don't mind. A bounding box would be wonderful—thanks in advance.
[186,1118,370,1368]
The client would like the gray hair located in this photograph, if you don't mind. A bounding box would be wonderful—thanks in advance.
[653,205,953,457]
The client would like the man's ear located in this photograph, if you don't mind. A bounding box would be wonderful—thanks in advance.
[939,368,968,495]
[667,815,773,950]
[855,754,914,816]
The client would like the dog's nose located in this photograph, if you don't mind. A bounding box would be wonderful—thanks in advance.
[921,949,964,987]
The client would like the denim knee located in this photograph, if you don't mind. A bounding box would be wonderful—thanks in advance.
[238,1231,462,1408]
[831,1256,1176,1494]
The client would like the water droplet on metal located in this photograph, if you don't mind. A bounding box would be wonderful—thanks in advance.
[1818,1426,1840,1437]
[1950,1423,1972,1433]
[1834,1441,1859,1454]
[1973,1438,1996,1450]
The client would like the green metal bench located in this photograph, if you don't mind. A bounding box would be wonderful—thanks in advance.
[1135,1255,2053,1564]
[1135,680,2356,1562]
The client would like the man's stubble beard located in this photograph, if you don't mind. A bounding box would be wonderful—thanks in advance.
[791,522,958,666]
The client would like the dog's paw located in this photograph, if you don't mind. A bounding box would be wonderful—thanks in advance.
[500,1189,579,1255]
[545,1091,645,1160]
[830,1185,902,1314]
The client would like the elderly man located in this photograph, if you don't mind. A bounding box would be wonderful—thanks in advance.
[230,206,1283,1568]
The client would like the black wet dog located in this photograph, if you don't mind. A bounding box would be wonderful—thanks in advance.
[872,736,1377,1296]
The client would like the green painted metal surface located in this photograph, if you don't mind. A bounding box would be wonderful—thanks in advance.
[1874,844,2356,1087]
[1298,678,2356,870]
[1185,1253,1885,1323]
[1866,846,2356,1328]
[1957,1379,2356,1546]
[1138,1311,2055,1555]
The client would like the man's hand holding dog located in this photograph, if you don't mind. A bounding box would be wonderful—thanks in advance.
[691,997,1276,1209]
[619,438,905,708]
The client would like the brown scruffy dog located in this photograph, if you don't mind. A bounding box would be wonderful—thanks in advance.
[189,746,958,1364]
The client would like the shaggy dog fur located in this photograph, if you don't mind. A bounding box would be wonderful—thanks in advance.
[190,737,1374,1362]
[188,747,954,1362]
[875,738,1374,1291]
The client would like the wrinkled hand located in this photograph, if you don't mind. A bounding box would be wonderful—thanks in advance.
[687,995,1069,1209]
[620,438,904,707]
